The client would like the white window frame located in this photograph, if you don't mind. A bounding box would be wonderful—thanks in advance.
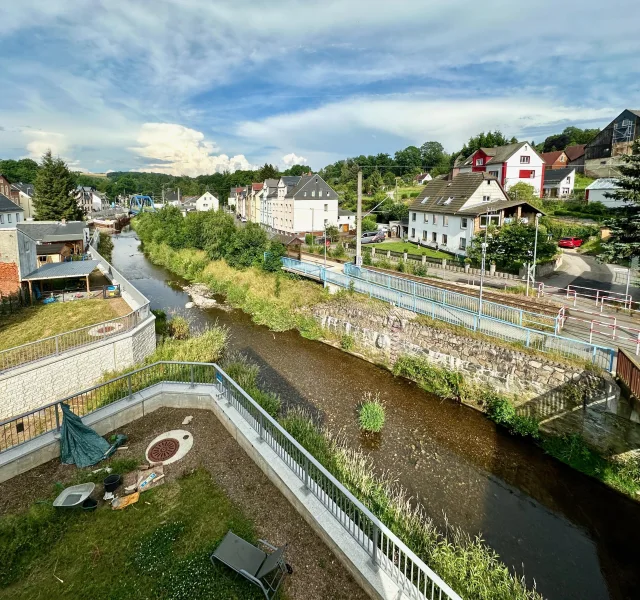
[443,215,449,227]
[482,195,491,202]
[460,217,468,229]
[433,214,438,225]
[480,215,500,228]
[431,232,437,243]
[441,233,448,245]
[459,237,467,250]
[520,156,531,164]
[7,214,11,223]
[422,230,428,241]
[411,228,415,238]
[476,158,484,166]
[411,212,416,221]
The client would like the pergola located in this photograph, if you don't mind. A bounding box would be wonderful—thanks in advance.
[22,260,100,304]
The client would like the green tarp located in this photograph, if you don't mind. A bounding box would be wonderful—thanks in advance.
[60,403,111,468]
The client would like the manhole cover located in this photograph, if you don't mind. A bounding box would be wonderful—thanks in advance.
[148,438,180,462]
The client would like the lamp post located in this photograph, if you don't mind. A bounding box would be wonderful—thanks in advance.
[478,240,488,322]
[530,212,542,295]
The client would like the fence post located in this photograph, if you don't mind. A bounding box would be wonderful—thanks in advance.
[259,412,264,440]
[54,403,61,432]
[55,336,60,355]
[526,330,531,348]
[128,374,132,399]
[372,523,379,564]
[303,455,309,488]
[190,364,195,388]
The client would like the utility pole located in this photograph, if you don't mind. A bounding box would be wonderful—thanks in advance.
[356,169,363,266]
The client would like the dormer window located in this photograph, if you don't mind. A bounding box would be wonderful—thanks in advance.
[476,158,484,166]
[520,156,530,164]
[312,190,315,197]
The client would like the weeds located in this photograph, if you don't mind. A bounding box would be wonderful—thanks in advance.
[168,315,190,340]
[340,334,355,351]
[393,355,464,400]
[358,393,385,432]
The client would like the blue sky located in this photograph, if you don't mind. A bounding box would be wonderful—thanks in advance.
[1,0,638,175]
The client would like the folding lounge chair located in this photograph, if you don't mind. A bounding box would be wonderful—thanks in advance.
[211,531,289,599]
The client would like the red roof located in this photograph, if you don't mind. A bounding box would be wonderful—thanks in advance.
[541,150,565,166]
[234,187,244,193]
[252,183,264,191]
[564,144,585,161]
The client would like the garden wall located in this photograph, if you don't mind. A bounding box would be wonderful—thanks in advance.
[0,316,156,419]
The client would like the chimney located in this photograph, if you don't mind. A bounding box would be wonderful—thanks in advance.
[61,218,67,225]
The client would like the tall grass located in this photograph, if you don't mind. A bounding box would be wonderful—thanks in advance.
[280,409,542,600]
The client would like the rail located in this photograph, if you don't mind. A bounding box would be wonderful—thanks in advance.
[345,263,560,332]
[617,349,640,399]
[282,257,615,371]
[0,304,150,373]
[0,361,460,600]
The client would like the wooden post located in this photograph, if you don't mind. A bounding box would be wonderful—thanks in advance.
[28,280,33,305]
[86,275,90,294]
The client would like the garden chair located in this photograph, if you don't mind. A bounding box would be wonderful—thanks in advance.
[211,531,290,599]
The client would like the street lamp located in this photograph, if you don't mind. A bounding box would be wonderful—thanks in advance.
[478,240,488,321]
[527,212,543,296]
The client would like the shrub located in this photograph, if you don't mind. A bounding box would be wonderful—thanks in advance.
[305,233,313,245]
[97,231,114,262]
[167,315,190,340]
[393,355,464,400]
[396,260,407,273]
[363,253,372,266]
[152,309,168,336]
[331,245,347,259]
[481,388,539,439]
[377,257,392,269]
[413,264,427,277]
[358,393,385,432]
[340,334,355,351]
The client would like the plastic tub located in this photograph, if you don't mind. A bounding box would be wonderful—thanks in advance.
[103,474,122,493]
[82,498,98,511]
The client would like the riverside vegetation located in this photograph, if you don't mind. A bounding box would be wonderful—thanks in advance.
[131,209,640,501]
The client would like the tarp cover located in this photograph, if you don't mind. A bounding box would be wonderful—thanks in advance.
[60,403,110,467]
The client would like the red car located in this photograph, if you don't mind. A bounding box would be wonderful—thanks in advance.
[558,237,584,249]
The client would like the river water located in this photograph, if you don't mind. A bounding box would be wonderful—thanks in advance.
[112,230,640,600]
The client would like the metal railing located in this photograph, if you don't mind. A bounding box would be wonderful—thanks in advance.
[282,257,616,371]
[0,304,150,373]
[344,263,560,332]
[0,361,460,600]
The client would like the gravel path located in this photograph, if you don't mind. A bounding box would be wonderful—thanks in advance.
[0,407,369,600]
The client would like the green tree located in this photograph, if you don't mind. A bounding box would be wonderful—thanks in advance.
[257,163,279,181]
[33,150,82,220]
[226,222,269,268]
[366,168,384,194]
[507,182,538,203]
[394,146,422,175]
[362,215,377,232]
[202,210,238,260]
[325,224,340,241]
[0,158,39,183]
[419,141,449,174]
[541,127,600,153]
[282,164,309,176]
[453,131,513,163]
[598,140,640,263]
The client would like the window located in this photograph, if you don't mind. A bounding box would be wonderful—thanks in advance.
[566,177,571,184]
[423,213,428,222]
[459,238,467,250]
[433,214,438,225]
[324,203,328,212]
[304,192,307,197]
[0,214,3,224]
[443,215,449,227]
[319,190,323,197]
[476,158,484,166]
[562,188,570,195]
[312,190,315,197]
[560,155,565,162]
[482,195,491,202]
[489,170,499,179]
[480,215,500,228]
[15,213,20,222]
[324,218,328,227]
[460,217,468,229]
[520,156,530,164]
[441,234,448,245]
[411,212,416,221]
[432,232,437,242]
[519,169,536,178]
[411,228,415,238]
[423,231,428,241]
[7,214,11,223]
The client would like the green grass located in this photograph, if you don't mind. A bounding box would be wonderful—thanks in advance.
[0,298,129,351]
[370,242,451,259]
[0,470,265,600]
[577,237,604,256]
[358,393,385,432]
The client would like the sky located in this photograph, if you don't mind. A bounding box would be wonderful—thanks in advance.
[1,0,638,176]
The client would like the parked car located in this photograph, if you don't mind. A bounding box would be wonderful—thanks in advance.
[240,216,247,223]
[314,236,332,247]
[361,231,385,244]
[558,237,583,248]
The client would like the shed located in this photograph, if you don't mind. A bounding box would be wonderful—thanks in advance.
[22,260,100,303]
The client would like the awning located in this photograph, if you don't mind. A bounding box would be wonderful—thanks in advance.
[23,260,100,281]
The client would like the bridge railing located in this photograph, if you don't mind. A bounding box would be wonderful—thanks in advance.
[0,361,461,600]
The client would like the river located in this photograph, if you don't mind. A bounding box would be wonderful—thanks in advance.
[112,229,640,600]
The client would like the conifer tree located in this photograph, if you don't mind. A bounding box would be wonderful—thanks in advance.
[33,150,82,221]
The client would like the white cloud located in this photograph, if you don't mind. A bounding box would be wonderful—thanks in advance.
[282,152,308,167]
[24,130,68,159]
[131,123,254,176]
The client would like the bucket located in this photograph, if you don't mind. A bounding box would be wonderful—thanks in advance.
[82,497,98,511]
[103,474,122,493]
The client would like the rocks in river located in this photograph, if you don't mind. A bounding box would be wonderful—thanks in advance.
[185,302,194,308]
[183,284,225,310]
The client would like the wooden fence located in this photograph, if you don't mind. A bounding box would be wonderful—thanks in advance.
[617,348,640,399]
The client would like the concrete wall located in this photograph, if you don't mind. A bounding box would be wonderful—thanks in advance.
[0,317,156,419]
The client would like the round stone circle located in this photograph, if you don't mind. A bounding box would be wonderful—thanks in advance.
[147,438,180,462]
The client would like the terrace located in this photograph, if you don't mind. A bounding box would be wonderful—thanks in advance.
[0,362,460,600]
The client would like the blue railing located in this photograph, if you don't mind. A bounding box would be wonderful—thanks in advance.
[281,257,616,371]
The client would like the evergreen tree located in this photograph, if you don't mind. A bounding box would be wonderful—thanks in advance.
[599,140,640,263]
[33,150,82,220]
[257,163,279,181]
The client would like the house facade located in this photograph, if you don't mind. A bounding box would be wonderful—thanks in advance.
[0,194,24,229]
[195,191,219,212]
[408,173,542,256]
[541,151,569,169]
[338,209,356,232]
[249,183,263,223]
[11,183,36,219]
[584,109,640,177]
[543,168,575,198]
[75,186,104,214]
[457,142,545,197]
[565,144,586,170]
[414,173,432,184]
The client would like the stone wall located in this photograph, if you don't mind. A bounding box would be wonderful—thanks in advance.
[0,316,156,418]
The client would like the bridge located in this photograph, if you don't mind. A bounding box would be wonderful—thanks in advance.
[127,194,155,215]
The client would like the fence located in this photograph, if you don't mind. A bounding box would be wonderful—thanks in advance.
[0,304,150,373]
[0,289,29,316]
[617,349,640,399]
[0,361,460,600]
[344,263,559,332]
[282,257,615,371]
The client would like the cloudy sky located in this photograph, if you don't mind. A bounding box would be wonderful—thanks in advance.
[1,0,638,175]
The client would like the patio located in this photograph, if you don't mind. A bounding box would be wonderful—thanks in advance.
[0,407,368,600]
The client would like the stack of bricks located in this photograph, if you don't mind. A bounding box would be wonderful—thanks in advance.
[0,262,19,295]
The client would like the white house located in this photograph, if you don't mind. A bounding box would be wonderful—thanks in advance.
[0,194,24,228]
[11,182,36,219]
[457,142,545,197]
[407,173,543,256]
[195,191,219,212]
[414,173,433,185]
[543,168,575,198]
[338,209,356,232]
[585,179,629,208]
[75,186,104,214]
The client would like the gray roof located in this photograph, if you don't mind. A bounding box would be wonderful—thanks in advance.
[23,260,99,281]
[264,179,279,187]
[409,173,505,214]
[281,176,301,187]
[462,142,532,167]
[18,221,86,242]
[543,167,575,185]
[458,199,545,217]
[36,243,67,255]
[0,193,23,213]
[12,182,34,197]
[586,178,620,190]
[338,209,355,216]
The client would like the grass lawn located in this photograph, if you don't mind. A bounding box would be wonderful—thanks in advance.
[0,469,266,600]
[370,241,451,259]
[0,297,130,351]
[577,237,604,256]
[395,186,424,201]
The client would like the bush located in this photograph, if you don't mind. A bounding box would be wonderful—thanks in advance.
[331,245,347,259]
[358,393,385,432]
[152,309,168,336]
[340,334,355,351]
[396,260,406,273]
[481,388,539,439]
[167,316,190,340]
[97,231,114,262]
[393,355,464,400]
[363,253,372,266]
[413,264,427,277]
